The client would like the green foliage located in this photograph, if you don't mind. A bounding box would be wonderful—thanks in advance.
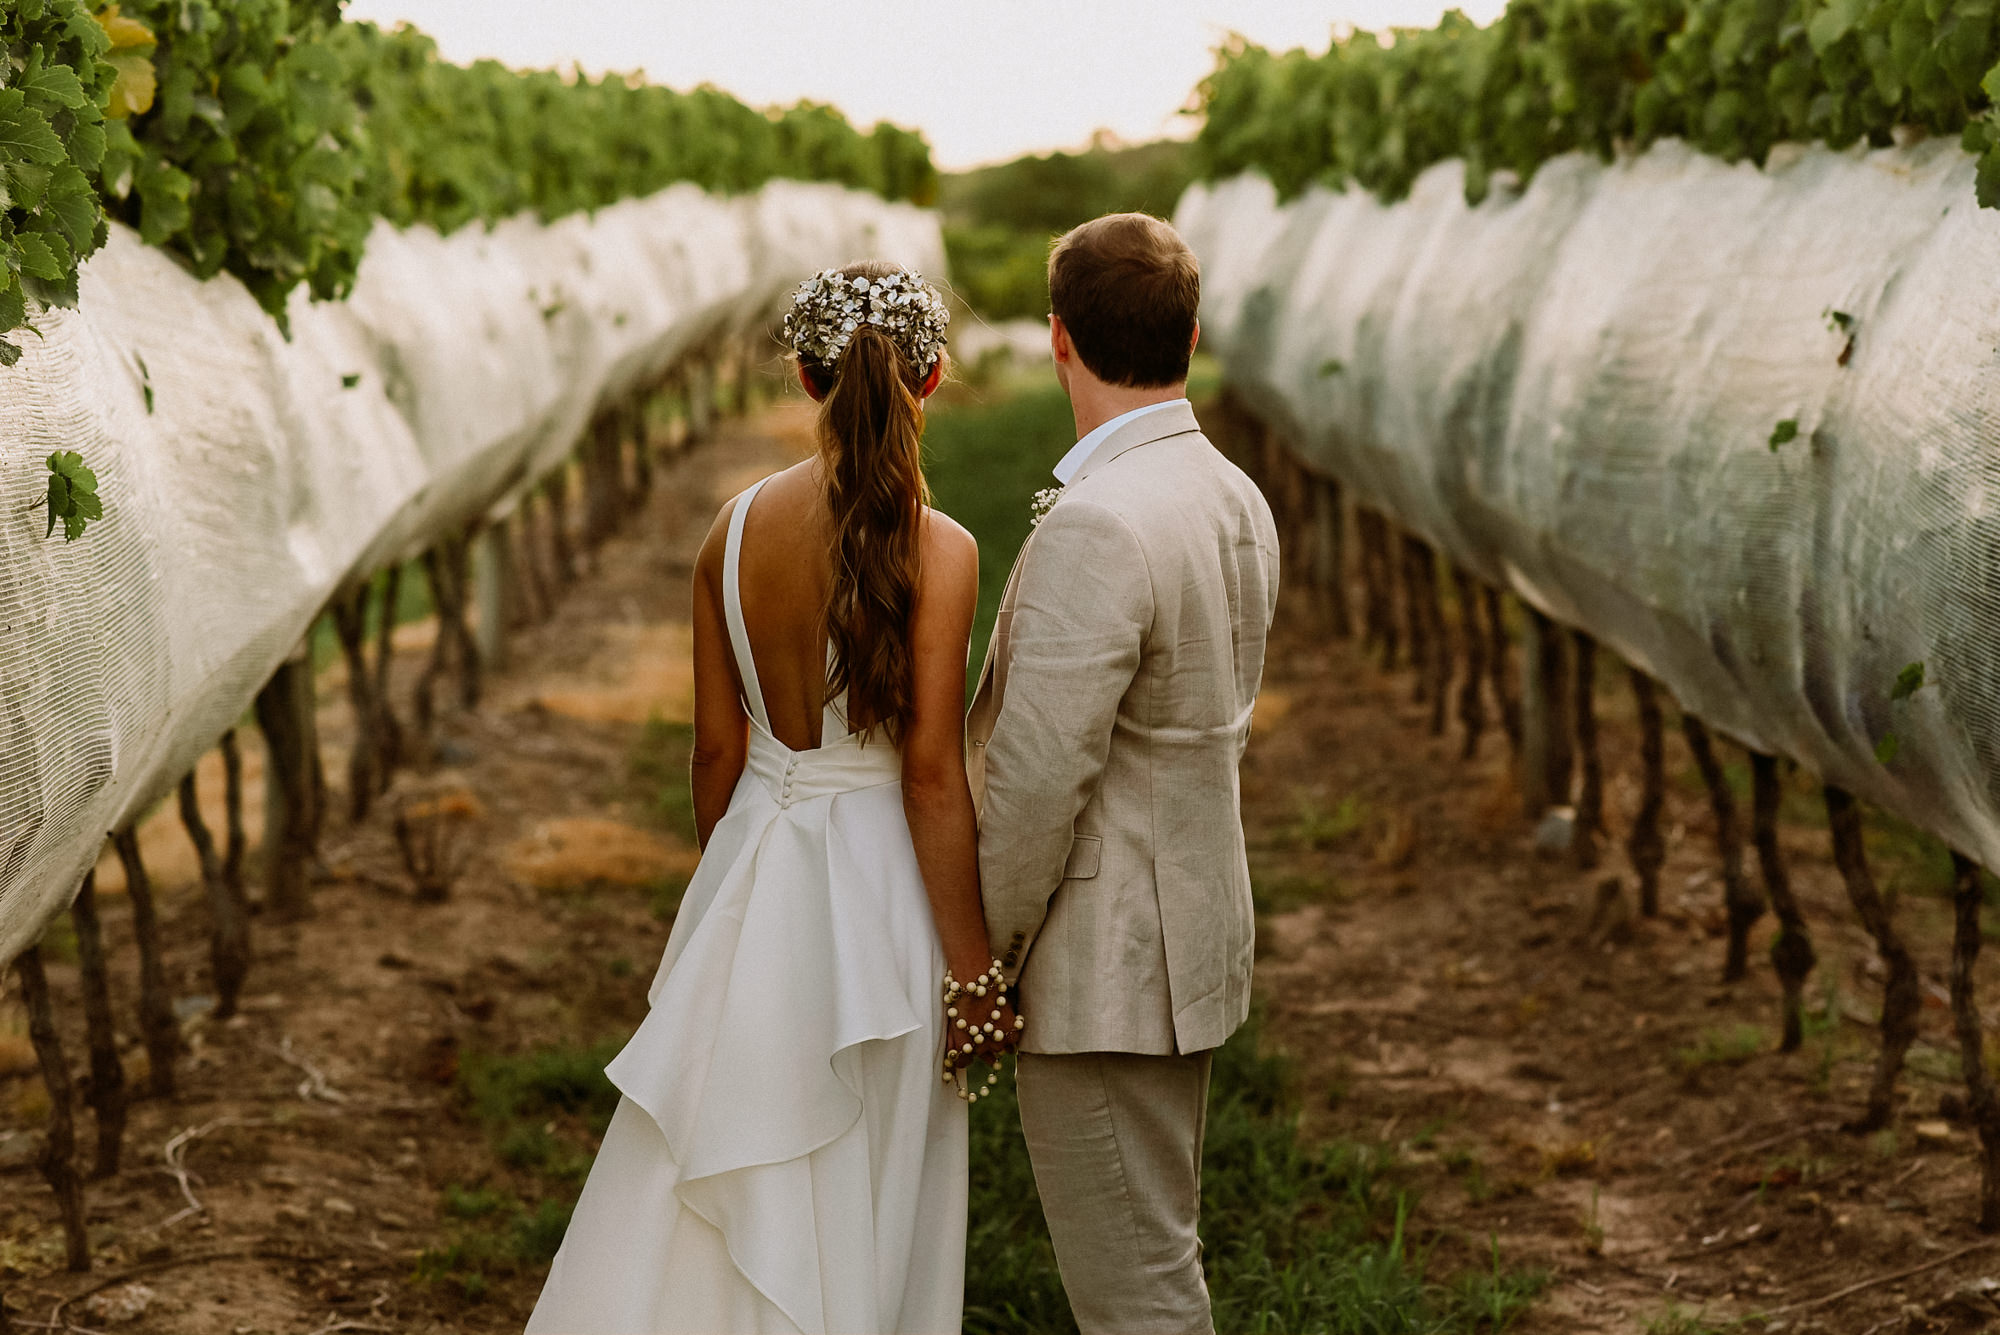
[101,0,370,330]
[1194,0,2000,212]
[43,448,99,538]
[1675,1023,1770,1069]
[334,23,934,240]
[1768,417,1800,449]
[0,0,119,362]
[1891,660,1928,700]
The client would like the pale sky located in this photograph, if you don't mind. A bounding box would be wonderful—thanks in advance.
[342,1,1508,171]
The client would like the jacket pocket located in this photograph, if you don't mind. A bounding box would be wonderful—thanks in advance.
[1062,835,1102,880]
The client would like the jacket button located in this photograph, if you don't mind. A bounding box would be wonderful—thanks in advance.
[1010,931,1024,943]
[1003,952,1018,967]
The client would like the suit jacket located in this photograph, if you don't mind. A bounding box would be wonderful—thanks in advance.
[969,401,1280,1055]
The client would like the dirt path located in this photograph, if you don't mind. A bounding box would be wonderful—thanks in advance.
[1244,560,2000,1332]
[8,394,2000,1334]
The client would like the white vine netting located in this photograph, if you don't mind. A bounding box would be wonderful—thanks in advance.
[1177,138,2000,869]
[0,180,944,963]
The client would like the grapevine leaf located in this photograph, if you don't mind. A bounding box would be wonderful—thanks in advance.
[105,51,158,121]
[1875,732,1902,765]
[341,372,360,388]
[94,6,157,53]
[0,92,68,165]
[1768,418,1800,449]
[1823,308,1855,332]
[45,470,68,538]
[23,65,91,111]
[12,232,62,280]
[1891,661,1928,701]
[0,277,23,330]
[66,118,106,174]
[0,339,21,367]
[44,165,100,255]
[8,162,51,211]
[1319,357,1346,377]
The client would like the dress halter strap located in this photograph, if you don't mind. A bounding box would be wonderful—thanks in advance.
[722,477,773,733]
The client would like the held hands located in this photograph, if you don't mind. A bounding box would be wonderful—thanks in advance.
[941,958,1026,1103]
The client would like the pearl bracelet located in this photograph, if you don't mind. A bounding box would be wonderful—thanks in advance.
[940,958,1028,1103]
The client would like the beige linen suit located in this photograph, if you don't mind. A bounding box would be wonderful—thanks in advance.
[969,401,1279,1332]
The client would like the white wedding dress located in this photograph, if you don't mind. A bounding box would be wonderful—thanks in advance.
[527,477,968,1334]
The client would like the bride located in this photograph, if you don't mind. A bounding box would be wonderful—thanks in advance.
[525,263,1019,1334]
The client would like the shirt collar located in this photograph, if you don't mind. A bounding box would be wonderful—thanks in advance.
[1051,398,1190,485]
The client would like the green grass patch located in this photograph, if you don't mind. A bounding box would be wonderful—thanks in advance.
[419,1040,626,1300]
[631,714,697,842]
[1675,1024,1768,1072]
[964,1014,1543,1333]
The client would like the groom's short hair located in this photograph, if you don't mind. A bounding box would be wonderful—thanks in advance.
[1048,213,1199,388]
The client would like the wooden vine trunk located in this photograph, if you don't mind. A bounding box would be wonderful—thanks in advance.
[371,570,406,776]
[1750,753,1815,1051]
[1482,586,1522,755]
[1522,608,1573,816]
[15,946,89,1271]
[515,494,555,623]
[630,397,655,502]
[1826,784,1919,1133]
[1452,570,1488,759]
[1626,670,1667,917]
[66,872,127,1178]
[1571,631,1604,868]
[111,828,179,1097]
[1948,853,2000,1230]
[1356,509,1391,662]
[1410,540,1451,734]
[179,768,250,1018]
[255,655,320,920]
[331,586,382,822]
[545,466,578,588]
[1310,475,1350,637]
[221,729,247,909]
[1681,715,1760,981]
[1401,535,1432,706]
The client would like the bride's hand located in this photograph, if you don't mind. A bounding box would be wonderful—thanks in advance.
[945,989,1022,1066]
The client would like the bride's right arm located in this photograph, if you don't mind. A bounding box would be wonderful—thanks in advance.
[690,508,748,850]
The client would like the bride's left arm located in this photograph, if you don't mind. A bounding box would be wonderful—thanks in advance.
[690,508,749,850]
[903,520,1012,1031]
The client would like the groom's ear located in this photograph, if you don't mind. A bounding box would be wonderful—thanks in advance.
[1190,319,1201,357]
[1049,315,1073,365]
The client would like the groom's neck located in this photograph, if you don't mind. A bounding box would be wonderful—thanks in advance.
[1067,378,1189,442]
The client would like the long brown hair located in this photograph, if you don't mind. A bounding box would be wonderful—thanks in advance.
[798,261,937,744]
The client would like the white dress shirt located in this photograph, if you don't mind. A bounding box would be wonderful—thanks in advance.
[1051,398,1191,485]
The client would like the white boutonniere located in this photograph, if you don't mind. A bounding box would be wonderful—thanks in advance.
[1030,487,1062,527]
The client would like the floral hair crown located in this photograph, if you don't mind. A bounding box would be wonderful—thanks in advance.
[781,267,950,374]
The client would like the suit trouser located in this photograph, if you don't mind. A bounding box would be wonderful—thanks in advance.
[1016,1049,1215,1335]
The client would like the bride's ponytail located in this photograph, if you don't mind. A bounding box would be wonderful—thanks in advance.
[799,266,938,744]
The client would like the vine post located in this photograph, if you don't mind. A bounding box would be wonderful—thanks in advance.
[66,872,127,1178]
[14,946,89,1271]
[1626,670,1666,916]
[1826,784,1918,1132]
[110,828,179,1097]
[255,649,322,921]
[1948,853,2000,1230]
[1683,716,1759,981]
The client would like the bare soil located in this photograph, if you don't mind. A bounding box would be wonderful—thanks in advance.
[5,396,1999,1334]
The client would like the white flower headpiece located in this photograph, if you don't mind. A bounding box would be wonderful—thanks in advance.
[782,267,950,373]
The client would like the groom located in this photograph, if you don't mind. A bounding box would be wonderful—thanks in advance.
[969,213,1280,1332]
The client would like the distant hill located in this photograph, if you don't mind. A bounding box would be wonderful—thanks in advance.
[941,137,1194,321]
